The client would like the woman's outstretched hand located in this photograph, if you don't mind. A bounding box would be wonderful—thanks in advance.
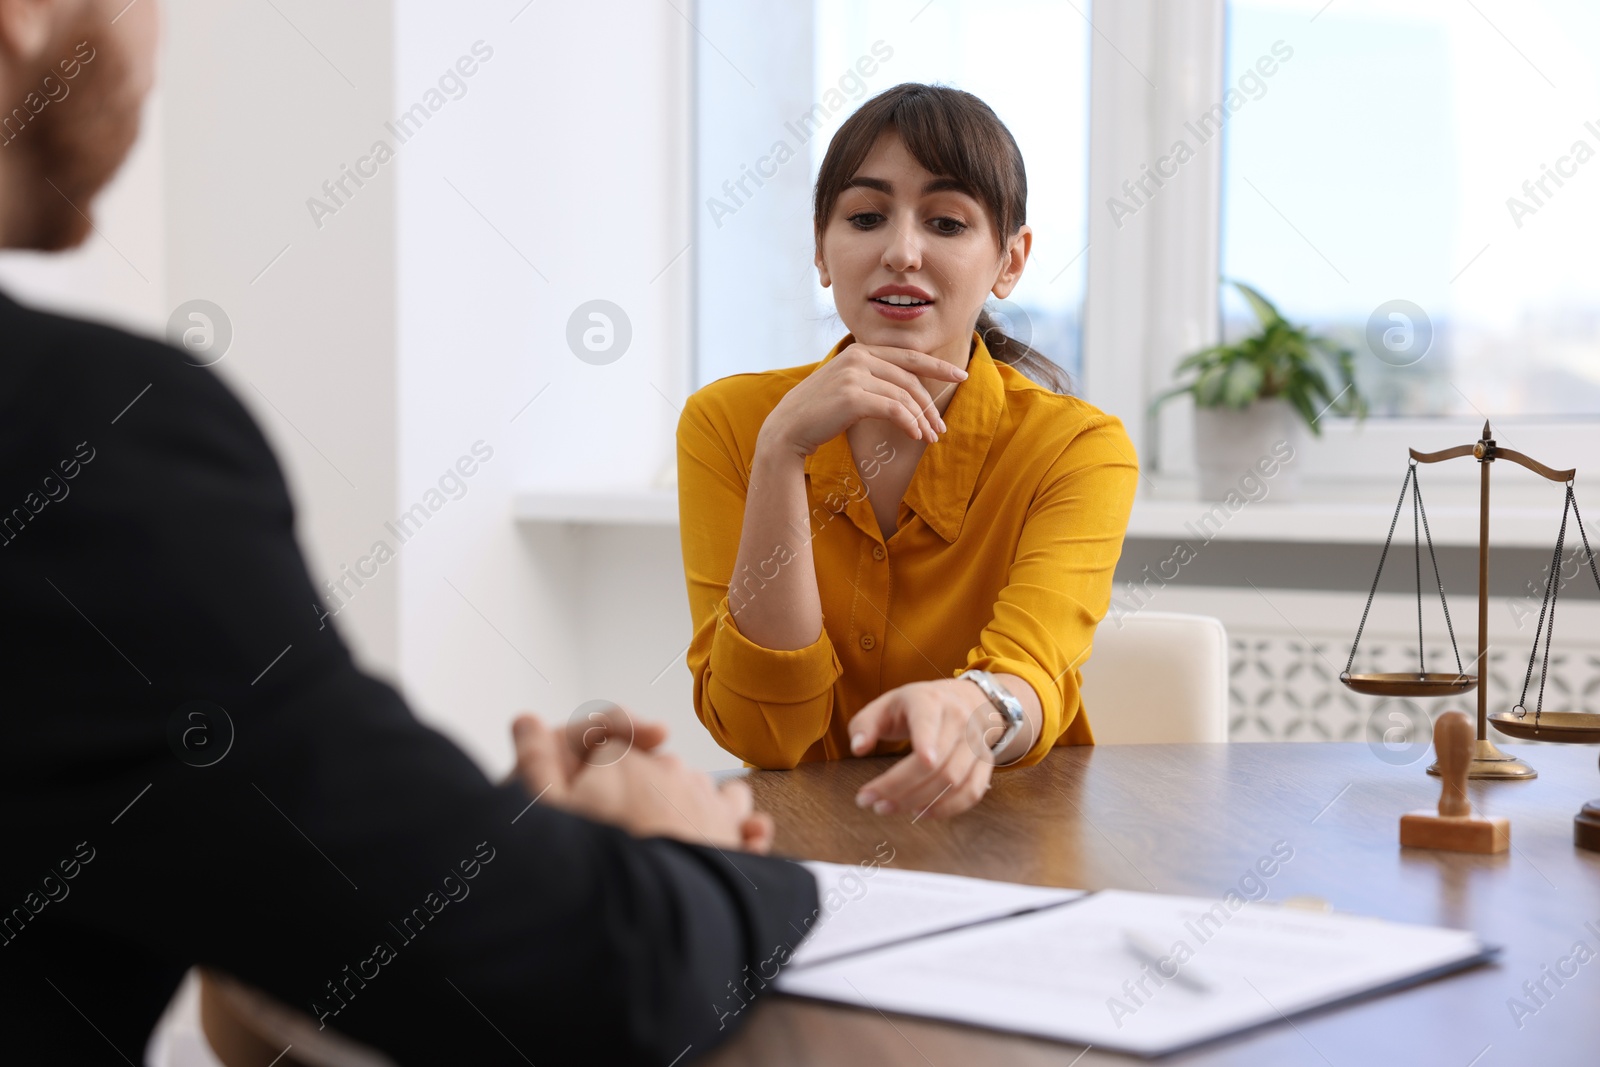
[759,343,968,457]
[847,678,1003,820]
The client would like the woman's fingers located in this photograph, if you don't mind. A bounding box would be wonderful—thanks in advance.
[853,686,1005,816]
[849,692,899,756]
[861,345,971,383]
[881,714,979,818]
[771,342,966,455]
[856,377,933,441]
[906,701,947,767]
[863,361,946,435]
[856,747,941,815]
[855,704,951,813]
[849,347,950,436]
[849,683,1008,817]
[925,759,994,820]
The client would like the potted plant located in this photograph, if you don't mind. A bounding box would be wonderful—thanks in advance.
[1153,280,1367,502]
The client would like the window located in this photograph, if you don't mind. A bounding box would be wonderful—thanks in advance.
[1222,0,1600,421]
[693,0,1597,490]
[693,0,1090,389]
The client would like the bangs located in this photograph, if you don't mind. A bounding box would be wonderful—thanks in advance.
[813,83,1026,246]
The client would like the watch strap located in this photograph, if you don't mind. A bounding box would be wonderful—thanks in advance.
[960,669,1024,756]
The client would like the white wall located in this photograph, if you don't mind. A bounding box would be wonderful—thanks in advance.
[162,0,402,680]
[1,0,403,678]
[2,0,728,775]
[393,0,728,771]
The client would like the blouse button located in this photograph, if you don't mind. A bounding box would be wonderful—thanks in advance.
[860,633,877,651]
[872,545,886,561]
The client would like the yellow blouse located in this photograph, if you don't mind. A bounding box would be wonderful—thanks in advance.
[676,331,1139,770]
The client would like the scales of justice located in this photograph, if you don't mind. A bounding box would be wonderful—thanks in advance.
[1341,422,1600,851]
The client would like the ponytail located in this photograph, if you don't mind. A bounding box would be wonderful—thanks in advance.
[976,306,1072,394]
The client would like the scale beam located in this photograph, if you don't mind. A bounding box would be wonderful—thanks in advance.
[1408,443,1475,465]
[1491,447,1575,484]
[1410,441,1575,483]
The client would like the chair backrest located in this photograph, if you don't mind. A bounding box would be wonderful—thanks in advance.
[1080,611,1230,744]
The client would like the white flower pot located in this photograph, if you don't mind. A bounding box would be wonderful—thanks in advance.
[1192,399,1304,503]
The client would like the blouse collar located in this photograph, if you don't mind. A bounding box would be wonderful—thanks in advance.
[803,330,1005,544]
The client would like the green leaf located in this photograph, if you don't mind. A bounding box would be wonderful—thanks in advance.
[1148,382,1196,413]
[1287,388,1322,436]
[1194,363,1229,407]
[1229,279,1284,328]
[1222,360,1265,407]
[1171,280,1372,430]
[1174,345,1232,373]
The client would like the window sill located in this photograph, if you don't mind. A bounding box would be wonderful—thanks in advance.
[512,486,1568,550]
[514,488,678,526]
[1129,483,1566,549]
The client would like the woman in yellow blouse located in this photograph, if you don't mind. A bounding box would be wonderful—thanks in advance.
[677,83,1138,819]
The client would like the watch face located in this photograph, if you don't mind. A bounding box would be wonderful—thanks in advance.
[989,680,1024,724]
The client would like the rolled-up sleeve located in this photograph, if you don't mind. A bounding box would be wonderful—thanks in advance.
[677,393,843,768]
[956,416,1140,766]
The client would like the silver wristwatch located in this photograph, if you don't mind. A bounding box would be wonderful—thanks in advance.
[960,669,1025,755]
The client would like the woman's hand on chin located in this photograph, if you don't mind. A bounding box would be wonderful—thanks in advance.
[847,679,997,820]
[758,343,967,458]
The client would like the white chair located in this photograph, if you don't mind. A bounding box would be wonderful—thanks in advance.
[1080,611,1230,743]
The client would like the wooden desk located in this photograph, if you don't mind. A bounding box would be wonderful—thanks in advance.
[706,743,1600,1066]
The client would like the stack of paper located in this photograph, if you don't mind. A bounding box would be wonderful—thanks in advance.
[779,867,1493,1058]
[791,862,1081,967]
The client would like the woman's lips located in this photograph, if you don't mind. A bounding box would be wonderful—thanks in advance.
[869,298,933,321]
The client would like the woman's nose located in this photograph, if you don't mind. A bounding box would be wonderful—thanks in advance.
[881,217,922,273]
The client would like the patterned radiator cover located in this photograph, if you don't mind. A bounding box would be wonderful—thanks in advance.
[1229,635,1600,742]
[1120,587,1600,747]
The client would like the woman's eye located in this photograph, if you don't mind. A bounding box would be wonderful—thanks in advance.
[931,217,967,236]
[847,212,883,229]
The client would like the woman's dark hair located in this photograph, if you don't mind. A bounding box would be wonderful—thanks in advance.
[812,82,1072,394]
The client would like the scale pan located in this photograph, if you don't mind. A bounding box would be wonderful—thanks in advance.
[1489,710,1600,744]
[1340,672,1477,697]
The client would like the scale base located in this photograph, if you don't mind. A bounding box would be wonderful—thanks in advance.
[1577,802,1600,852]
[1426,739,1537,781]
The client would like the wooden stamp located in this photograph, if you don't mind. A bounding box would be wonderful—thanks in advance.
[1400,711,1510,853]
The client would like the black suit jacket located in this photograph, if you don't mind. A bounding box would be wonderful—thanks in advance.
[0,290,818,1064]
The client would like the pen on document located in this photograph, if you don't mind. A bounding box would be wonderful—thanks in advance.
[1121,928,1213,994]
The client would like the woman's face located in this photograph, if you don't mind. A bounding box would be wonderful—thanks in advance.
[814,131,1030,360]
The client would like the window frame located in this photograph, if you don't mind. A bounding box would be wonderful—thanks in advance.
[1094,0,1600,490]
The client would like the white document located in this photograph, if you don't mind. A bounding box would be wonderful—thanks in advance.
[778,888,1493,1057]
[788,862,1081,969]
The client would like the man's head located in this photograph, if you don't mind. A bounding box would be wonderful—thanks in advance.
[0,0,158,251]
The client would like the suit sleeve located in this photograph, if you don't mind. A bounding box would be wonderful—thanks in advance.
[955,415,1139,766]
[676,390,844,769]
[0,325,819,1067]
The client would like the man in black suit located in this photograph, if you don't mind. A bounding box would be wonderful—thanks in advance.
[0,2,818,1063]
